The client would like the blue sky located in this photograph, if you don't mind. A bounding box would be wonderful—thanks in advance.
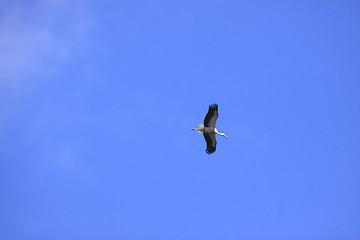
[1,0,360,239]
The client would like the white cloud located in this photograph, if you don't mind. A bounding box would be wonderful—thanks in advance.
[0,0,93,86]
[0,1,94,172]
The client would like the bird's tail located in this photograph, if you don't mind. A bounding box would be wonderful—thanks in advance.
[197,124,204,134]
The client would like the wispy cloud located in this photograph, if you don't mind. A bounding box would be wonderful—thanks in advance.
[0,0,93,85]
[0,1,94,172]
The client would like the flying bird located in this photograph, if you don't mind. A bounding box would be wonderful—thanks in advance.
[191,104,228,154]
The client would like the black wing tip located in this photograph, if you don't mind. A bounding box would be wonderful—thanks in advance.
[205,145,216,154]
[209,103,218,110]
[203,133,216,154]
[205,148,216,154]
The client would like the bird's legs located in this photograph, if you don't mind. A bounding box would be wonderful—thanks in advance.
[214,128,228,139]
[218,133,228,139]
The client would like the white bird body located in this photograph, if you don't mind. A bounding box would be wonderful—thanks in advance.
[194,124,222,134]
[193,124,216,133]
[191,104,228,154]
[194,124,205,133]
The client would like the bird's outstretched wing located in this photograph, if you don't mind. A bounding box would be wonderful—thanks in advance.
[204,132,217,154]
[203,104,218,128]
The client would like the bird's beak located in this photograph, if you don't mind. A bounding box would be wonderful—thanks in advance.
[225,135,229,139]
[191,128,196,130]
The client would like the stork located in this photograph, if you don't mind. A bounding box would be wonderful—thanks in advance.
[191,104,228,154]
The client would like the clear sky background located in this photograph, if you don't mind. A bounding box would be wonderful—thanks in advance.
[1,0,360,239]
